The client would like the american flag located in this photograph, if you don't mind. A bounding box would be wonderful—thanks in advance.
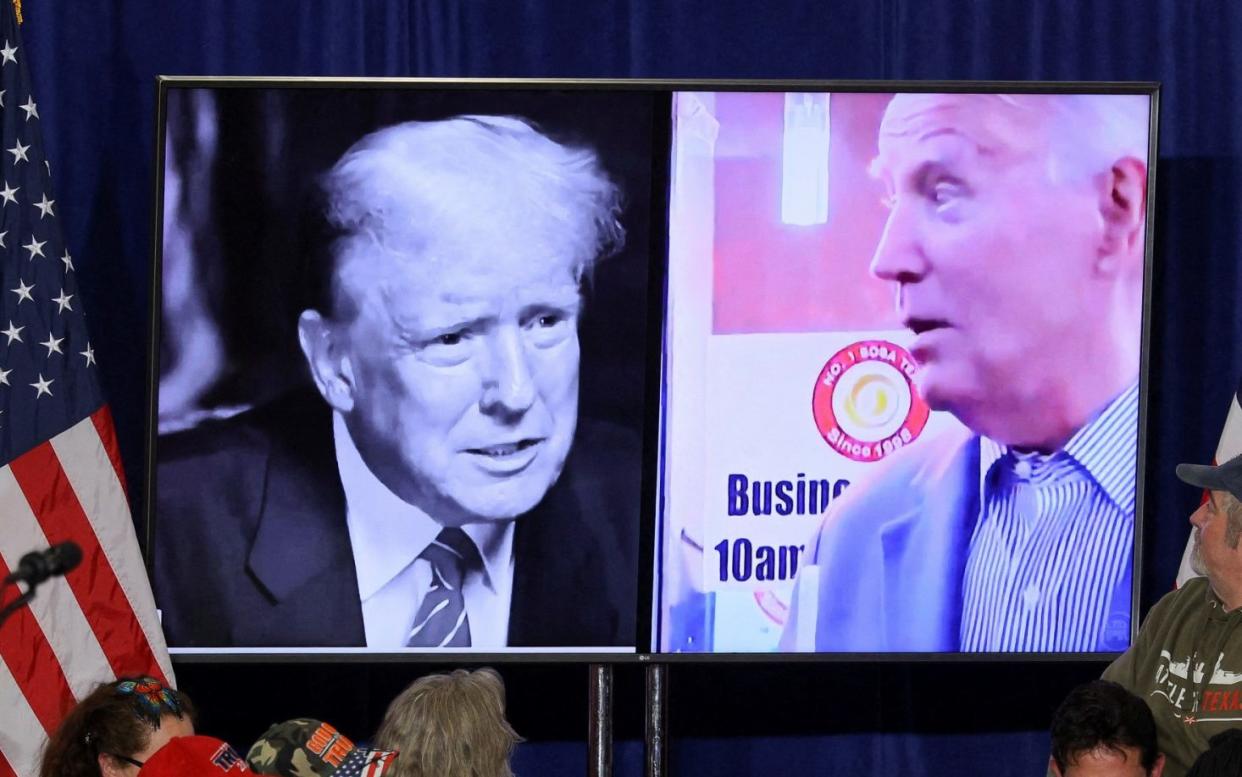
[1176,375,1242,586]
[0,4,174,776]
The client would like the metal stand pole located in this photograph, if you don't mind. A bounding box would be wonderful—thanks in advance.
[645,663,669,777]
[588,664,613,777]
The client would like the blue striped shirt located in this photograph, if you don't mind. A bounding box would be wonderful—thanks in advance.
[959,383,1138,652]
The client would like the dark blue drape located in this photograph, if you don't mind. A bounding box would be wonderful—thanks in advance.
[19,1,1242,775]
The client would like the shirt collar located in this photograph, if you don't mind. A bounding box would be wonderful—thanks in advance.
[979,381,1139,513]
[332,412,514,601]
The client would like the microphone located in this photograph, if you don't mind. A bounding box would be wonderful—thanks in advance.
[4,541,83,587]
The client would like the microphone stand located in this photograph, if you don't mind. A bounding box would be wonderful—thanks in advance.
[0,580,36,629]
[0,542,83,628]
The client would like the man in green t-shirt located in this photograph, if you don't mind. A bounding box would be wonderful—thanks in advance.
[1103,453,1242,777]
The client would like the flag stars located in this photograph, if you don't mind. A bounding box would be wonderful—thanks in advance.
[40,332,63,356]
[60,250,73,272]
[0,41,17,66]
[53,289,73,313]
[31,374,53,398]
[2,321,21,344]
[10,278,32,303]
[80,343,95,367]
[0,366,10,386]
[23,235,45,259]
[19,96,38,121]
[7,139,29,164]
[34,193,53,218]
[0,182,19,206]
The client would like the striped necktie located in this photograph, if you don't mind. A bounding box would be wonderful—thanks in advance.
[406,528,478,648]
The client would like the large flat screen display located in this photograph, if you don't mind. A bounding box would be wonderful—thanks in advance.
[654,88,1155,654]
[149,83,660,655]
[147,80,1157,658]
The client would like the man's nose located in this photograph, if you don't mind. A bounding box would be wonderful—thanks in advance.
[1190,501,1208,529]
[869,198,930,284]
[480,328,537,419]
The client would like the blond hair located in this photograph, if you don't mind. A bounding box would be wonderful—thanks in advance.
[374,668,521,777]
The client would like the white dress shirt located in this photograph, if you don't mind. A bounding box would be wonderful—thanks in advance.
[333,412,515,648]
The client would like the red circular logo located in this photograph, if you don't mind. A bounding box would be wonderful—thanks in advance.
[811,340,930,462]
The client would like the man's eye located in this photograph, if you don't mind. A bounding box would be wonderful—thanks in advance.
[525,310,575,347]
[417,330,473,366]
[929,180,964,206]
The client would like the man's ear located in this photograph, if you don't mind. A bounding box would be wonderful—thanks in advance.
[297,309,355,413]
[1047,755,1063,777]
[1097,156,1148,271]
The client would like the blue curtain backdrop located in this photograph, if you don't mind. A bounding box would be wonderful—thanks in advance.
[16,1,1242,775]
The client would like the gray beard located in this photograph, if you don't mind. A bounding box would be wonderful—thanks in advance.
[1191,529,1208,577]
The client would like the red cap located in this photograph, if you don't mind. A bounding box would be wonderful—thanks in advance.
[138,736,257,777]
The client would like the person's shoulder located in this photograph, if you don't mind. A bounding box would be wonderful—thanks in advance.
[820,423,977,530]
[155,389,334,508]
[798,423,979,572]
[1150,576,1211,616]
[1130,577,1214,643]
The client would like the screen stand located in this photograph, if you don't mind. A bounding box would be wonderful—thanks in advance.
[588,664,613,777]
[645,664,669,777]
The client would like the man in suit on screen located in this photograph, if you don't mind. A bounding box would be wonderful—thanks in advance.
[154,115,639,649]
[783,93,1150,652]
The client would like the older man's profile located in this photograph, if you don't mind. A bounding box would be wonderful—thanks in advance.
[151,90,654,650]
[782,92,1150,652]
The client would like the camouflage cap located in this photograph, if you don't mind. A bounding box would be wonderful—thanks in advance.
[247,719,398,777]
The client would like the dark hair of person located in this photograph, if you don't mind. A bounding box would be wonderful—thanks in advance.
[1050,680,1159,773]
[1186,728,1242,777]
[38,676,195,777]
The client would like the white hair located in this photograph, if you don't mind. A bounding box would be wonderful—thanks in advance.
[878,92,1151,183]
[321,115,625,283]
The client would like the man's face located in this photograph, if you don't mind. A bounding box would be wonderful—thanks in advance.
[323,207,583,526]
[1050,746,1158,777]
[1190,490,1242,586]
[869,95,1107,427]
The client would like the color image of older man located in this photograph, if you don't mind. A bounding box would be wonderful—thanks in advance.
[154,114,641,649]
[783,93,1149,652]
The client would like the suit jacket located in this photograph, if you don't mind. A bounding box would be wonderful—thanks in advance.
[153,391,640,648]
[782,424,979,652]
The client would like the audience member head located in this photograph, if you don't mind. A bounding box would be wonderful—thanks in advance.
[247,718,398,777]
[1049,680,1163,776]
[1185,728,1242,777]
[1180,453,1242,610]
[39,676,195,777]
[373,668,521,777]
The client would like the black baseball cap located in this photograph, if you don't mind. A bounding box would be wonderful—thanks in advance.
[1176,453,1242,502]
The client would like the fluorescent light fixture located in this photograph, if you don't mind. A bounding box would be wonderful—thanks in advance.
[781,92,830,226]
